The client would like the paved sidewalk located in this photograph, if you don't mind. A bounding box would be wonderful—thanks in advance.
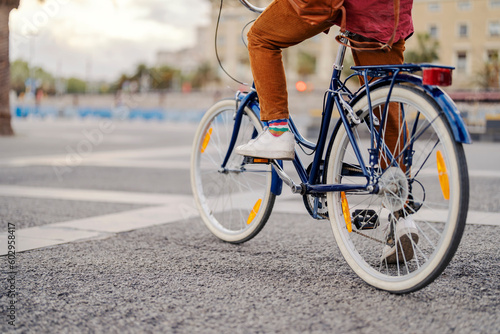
[0,118,498,333]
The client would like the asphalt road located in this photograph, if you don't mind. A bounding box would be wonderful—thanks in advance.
[0,118,498,333]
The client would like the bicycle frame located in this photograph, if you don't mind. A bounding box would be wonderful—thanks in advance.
[220,43,371,196]
[219,42,471,217]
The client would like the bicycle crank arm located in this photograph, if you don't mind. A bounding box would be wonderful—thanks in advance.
[271,160,304,194]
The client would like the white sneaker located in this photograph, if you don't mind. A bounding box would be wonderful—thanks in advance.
[381,216,419,264]
[235,127,295,160]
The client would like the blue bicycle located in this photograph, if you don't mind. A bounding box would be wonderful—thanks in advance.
[191,0,470,293]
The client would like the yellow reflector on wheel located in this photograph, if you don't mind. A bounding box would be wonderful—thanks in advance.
[247,199,262,225]
[201,128,213,153]
[341,192,352,233]
[436,150,450,200]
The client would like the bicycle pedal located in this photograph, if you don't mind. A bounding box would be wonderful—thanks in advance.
[407,201,423,213]
[406,194,423,214]
[243,156,271,164]
[353,209,380,230]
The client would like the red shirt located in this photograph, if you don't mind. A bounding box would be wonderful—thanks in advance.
[288,0,414,44]
[340,0,414,43]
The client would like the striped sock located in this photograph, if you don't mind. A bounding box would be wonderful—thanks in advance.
[268,118,289,137]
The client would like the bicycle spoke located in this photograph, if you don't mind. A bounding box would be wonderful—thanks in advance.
[327,84,468,292]
[192,101,275,243]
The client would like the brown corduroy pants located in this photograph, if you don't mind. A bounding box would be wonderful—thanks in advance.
[247,0,407,168]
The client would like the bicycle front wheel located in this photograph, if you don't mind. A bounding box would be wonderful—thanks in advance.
[326,84,469,293]
[191,99,275,243]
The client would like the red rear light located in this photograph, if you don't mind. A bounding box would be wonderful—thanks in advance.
[423,68,453,86]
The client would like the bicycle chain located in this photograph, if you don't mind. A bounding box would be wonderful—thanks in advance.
[351,229,386,244]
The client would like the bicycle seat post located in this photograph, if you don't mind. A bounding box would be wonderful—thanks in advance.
[333,37,348,71]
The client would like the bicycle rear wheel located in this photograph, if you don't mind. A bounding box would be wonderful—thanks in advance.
[191,99,275,243]
[326,84,469,293]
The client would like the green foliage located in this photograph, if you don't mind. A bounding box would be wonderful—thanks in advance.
[405,33,439,64]
[111,62,220,92]
[10,59,30,95]
[66,77,87,94]
[475,56,500,90]
[150,66,180,90]
[10,58,218,95]
[33,66,56,94]
[111,63,181,92]
[190,62,218,89]
[10,59,57,95]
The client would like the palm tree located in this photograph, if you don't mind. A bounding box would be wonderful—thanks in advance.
[0,0,19,136]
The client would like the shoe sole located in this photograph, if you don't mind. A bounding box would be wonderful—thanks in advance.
[383,232,419,264]
[235,149,295,160]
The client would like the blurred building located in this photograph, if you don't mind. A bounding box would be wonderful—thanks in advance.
[408,0,500,89]
[156,26,212,74]
[157,0,500,91]
[207,0,343,88]
[157,0,342,90]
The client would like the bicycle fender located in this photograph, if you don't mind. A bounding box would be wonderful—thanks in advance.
[432,86,472,144]
[379,75,472,144]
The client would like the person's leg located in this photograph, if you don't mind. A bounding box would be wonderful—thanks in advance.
[351,39,407,171]
[236,0,334,159]
[352,39,420,263]
[247,0,334,123]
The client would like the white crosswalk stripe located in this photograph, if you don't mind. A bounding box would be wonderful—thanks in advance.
[0,184,498,255]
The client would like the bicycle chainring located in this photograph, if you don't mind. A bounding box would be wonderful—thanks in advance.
[303,161,329,219]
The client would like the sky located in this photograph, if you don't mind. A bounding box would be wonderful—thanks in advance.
[9,0,211,81]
